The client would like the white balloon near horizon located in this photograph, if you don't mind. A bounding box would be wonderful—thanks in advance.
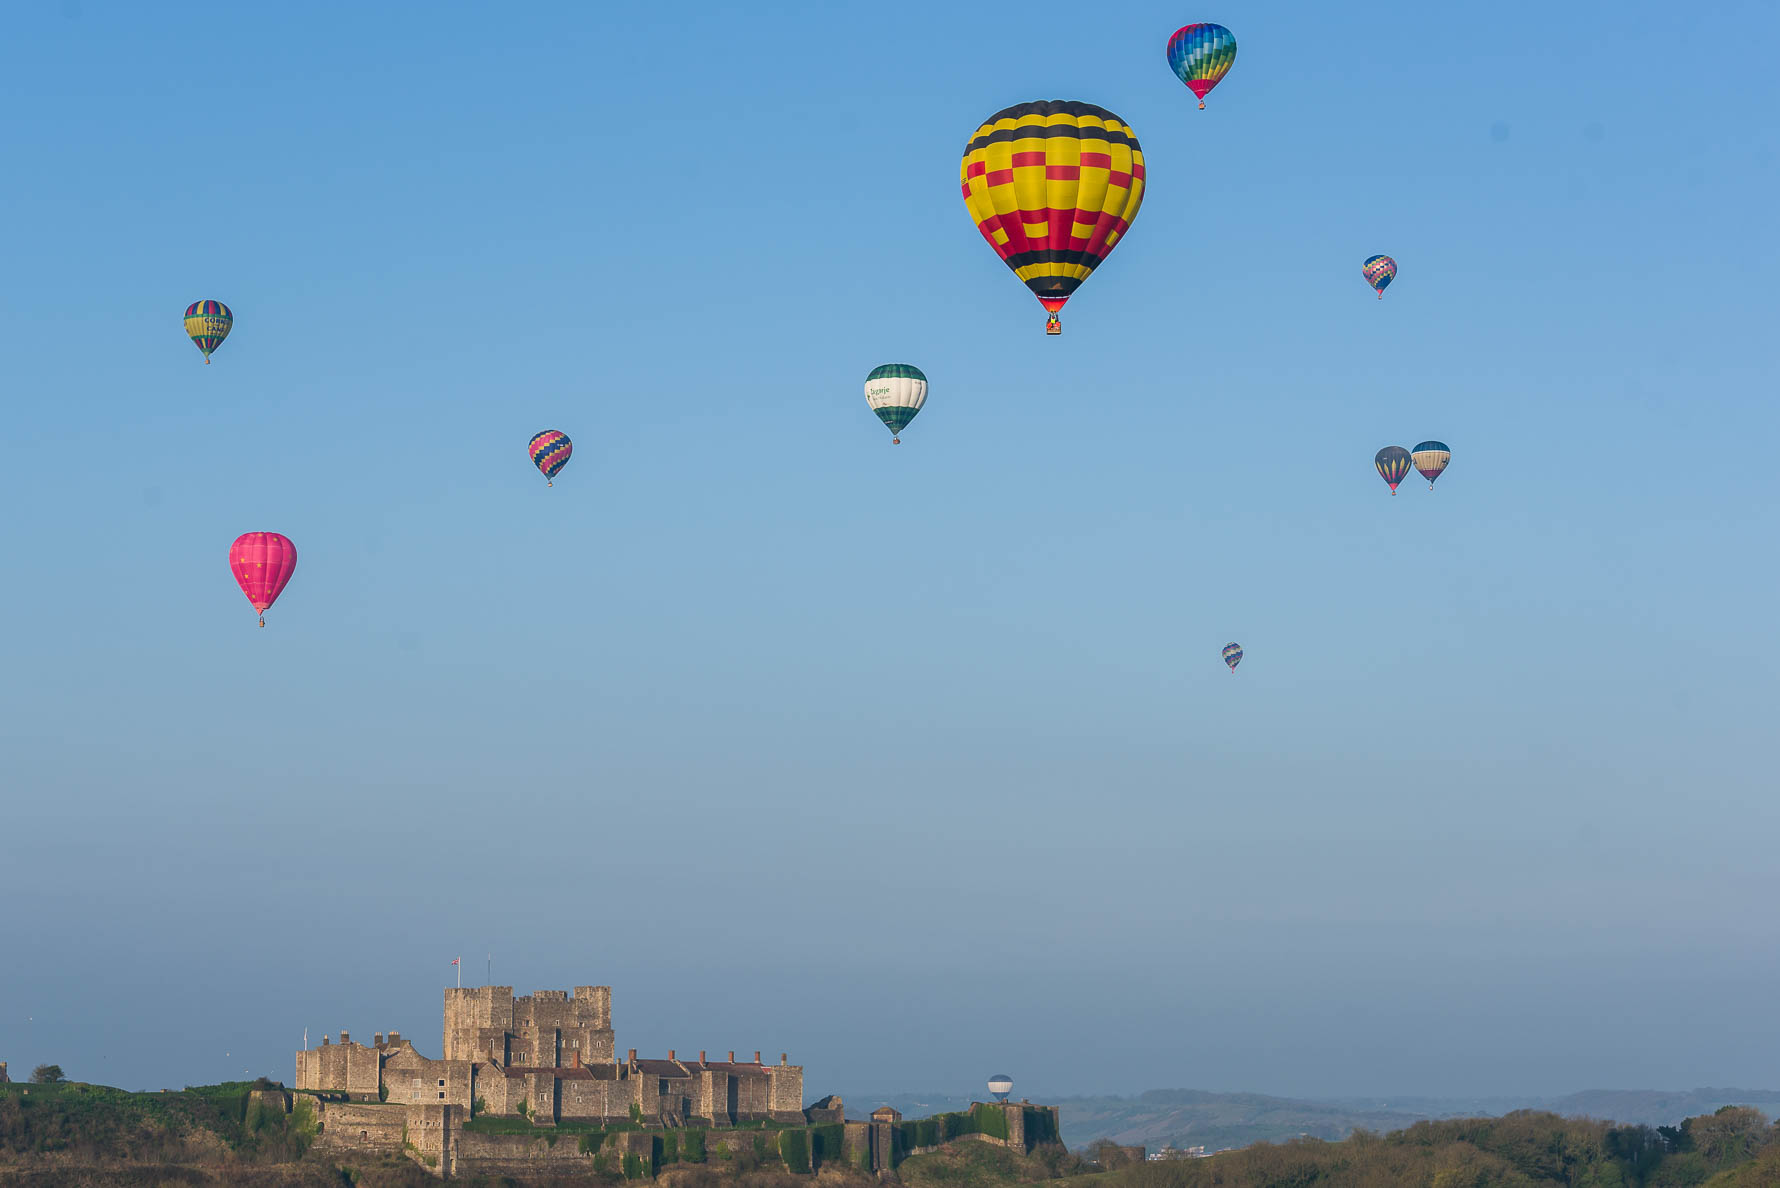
[988,1074,1013,1102]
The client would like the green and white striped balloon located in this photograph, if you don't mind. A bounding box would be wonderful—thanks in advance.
[864,363,927,444]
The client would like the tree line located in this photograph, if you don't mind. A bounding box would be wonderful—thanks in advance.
[1096,1107,1780,1187]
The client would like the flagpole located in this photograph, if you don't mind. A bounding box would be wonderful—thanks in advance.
[457,957,462,989]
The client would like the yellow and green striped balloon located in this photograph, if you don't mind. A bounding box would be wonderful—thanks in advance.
[183,299,233,363]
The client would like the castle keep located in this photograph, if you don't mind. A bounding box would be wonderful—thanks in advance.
[296,984,804,1126]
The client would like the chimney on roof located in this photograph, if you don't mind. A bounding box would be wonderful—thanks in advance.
[780,1054,787,1066]
[699,1051,706,1064]
[628,1049,637,1070]
[323,1036,330,1046]
[669,1050,676,1061]
[728,1051,735,1063]
[374,1033,384,1047]
[754,1051,761,1064]
[389,1032,401,1046]
[572,1050,582,1069]
[340,1031,350,1045]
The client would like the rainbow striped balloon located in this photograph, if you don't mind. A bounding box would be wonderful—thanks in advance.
[528,430,572,486]
[1166,23,1238,110]
[184,299,233,363]
[1222,642,1244,672]
[1363,255,1397,299]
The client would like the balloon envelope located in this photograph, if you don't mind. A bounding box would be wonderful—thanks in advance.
[1222,642,1243,671]
[988,1076,1014,1100]
[1375,446,1412,492]
[1166,23,1237,108]
[961,100,1146,333]
[229,532,297,623]
[184,300,233,361]
[1362,256,1396,298]
[1411,440,1450,487]
[529,430,573,482]
[864,364,927,442]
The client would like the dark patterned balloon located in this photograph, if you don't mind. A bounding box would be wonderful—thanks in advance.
[1375,446,1412,494]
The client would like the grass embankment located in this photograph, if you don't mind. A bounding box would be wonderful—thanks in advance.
[0,1079,313,1165]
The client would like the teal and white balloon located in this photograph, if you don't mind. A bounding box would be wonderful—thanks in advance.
[864,363,927,444]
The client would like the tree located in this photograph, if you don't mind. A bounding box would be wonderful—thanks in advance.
[1089,1140,1141,1170]
[1683,1106,1771,1165]
[30,1064,64,1084]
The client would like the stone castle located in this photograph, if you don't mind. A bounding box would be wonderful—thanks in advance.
[296,984,804,1126]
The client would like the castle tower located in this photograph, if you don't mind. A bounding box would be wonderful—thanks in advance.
[443,986,513,1063]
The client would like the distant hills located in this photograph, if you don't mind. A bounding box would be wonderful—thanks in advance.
[841,1087,1780,1153]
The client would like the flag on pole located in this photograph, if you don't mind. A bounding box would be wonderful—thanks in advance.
[451,956,461,987]
[450,958,460,965]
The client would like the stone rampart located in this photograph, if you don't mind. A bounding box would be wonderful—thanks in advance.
[309,1099,406,1155]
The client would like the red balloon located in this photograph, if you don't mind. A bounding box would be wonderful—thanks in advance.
[229,532,297,627]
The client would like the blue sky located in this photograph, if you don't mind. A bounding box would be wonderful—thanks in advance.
[1,0,1777,1103]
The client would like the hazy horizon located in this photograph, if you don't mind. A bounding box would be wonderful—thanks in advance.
[3,0,1777,1101]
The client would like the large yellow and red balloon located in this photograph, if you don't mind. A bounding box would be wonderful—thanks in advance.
[960,101,1146,334]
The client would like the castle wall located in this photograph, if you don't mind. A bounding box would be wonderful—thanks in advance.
[451,1127,651,1179]
[559,1075,625,1121]
[476,1066,521,1117]
[405,1103,456,1176]
[309,1100,406,1155]
[524,1070,557,1124]
[382,1047,473,1109]
[767,1063,805,1118]
[299,1038,382,1099]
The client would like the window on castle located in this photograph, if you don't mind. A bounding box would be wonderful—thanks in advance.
[439,1080,446,1087]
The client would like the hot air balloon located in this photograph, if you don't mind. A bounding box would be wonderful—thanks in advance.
[1166,23,1237,110]
[184,300,233,363]
[1222,642,1243,672]
[1362,256,1396,299]
[864,364,927,444]
[229,532,297,627]
[1375,446,1412,494]
[1411,441,1450,489]
[988,1075,1014,1103]
[529,430,572,485]
[961,100,1146,335]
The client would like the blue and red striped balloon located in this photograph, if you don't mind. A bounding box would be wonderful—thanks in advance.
[528,430,572,486]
